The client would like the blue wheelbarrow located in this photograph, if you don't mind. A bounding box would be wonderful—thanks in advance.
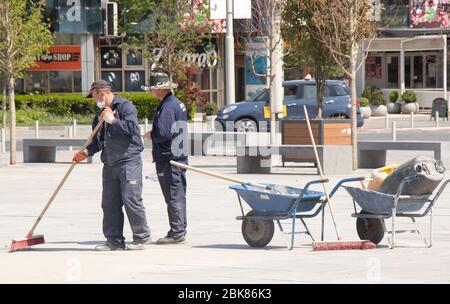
[230,177,365,250]
[344,175,450,249]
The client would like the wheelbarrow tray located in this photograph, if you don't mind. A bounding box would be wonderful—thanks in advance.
[229,183,324,214]
[343,186,431,214]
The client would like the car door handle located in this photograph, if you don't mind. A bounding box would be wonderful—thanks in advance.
[287,103,295,107]
[324,100,335,104]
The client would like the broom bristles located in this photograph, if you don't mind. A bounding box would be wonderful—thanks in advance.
[313,240,376,251]
[9,235,45,252]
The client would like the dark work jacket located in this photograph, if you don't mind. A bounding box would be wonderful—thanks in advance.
[86,95,144,166]
[151,92,188,163]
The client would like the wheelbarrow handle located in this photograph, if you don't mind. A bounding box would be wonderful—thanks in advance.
[169,160,270,191]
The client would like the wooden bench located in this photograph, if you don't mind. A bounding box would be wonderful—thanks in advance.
[358,141,450,168]
[236,145,352,175]
[23,138,93,163]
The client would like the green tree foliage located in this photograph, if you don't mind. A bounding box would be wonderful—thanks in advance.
[118,0,212,119]
[283,0,338,119]
[288,0,377,170]
[0,0,52,164]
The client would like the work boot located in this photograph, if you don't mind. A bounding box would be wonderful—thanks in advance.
[155,234,186,245]
[126,237,152,251]
[94,242,125,251]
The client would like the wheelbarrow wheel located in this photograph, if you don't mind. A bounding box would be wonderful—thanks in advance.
[242,210,274,248]
[356,211,385,244]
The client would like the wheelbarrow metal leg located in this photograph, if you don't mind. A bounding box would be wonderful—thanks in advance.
[300,218,315,241]
[381,217,393,249]
[391,207,396,249]
[290,209,296,250]
[411,217,429,247]
[276,220,291,249]
[429,209,433,248]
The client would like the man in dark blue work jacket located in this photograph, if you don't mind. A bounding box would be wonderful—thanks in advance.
[143,73,188,245]
[73,80,151,251]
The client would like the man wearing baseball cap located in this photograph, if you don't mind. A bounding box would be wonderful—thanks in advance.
[73,80,151,251]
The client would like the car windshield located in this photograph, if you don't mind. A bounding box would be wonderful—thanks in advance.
[248,89,269,101]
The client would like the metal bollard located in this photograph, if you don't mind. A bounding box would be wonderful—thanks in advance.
[72,119,77,137]
[35,120,39,138]
[140,126,145,144]
[67,126,73,151]
[144,118,148,133]
[1,128,5,153]
[385,113,389,129]
[392,121,397,141]
[436,111,439,128]
[410,112,414,128]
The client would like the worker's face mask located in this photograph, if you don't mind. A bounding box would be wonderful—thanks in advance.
[96,96,106,109]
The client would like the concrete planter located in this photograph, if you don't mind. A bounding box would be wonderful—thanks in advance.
[370,105,387,116]
[387,102,401,114]
[401,102,417,114]
[360,106,372,119]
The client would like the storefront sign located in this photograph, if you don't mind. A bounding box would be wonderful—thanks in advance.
[29,46,81,71]
[410,0,450,28]
[152,45,219,68]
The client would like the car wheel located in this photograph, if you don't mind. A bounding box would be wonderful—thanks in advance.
[235,119,258,132]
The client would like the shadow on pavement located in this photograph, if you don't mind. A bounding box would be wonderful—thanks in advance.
[193,244,286,250]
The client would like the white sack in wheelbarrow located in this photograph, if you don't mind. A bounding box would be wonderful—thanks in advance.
[378,156,445,195]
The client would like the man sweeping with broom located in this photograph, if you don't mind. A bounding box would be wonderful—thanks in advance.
[73,80,151,251]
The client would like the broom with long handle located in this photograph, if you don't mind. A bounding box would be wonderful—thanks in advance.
[303,106,375,251]
[303,106,341,240]
[9,121,103,252]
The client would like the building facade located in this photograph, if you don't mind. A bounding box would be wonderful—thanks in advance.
[16,0,227,108]
[357,0,450,108]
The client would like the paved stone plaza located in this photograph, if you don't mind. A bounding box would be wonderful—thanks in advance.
[1,148,450,283]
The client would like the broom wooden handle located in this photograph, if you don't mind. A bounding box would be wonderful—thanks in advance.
[26,121,103,238]
[303,106,342,240]
[169,160,269,190]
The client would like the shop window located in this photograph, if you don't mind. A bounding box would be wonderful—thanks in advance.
[425,55,438,88]
[413,56,423,88]
[101,47,122,69]
[74,71,82,92]
[403,52,443,89]
[405,56,411,88]
[14,78,25,94]
[101,71,122,92]
[387,56,399,88]
[124,71,145,92]
[50,71,73,93]
[126,50,143,66]
[27,72,48,94]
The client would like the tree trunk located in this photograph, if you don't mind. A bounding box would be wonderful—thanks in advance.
[8,77,16,165]
[350,53,358,171]
[2,79,6,130]
[350,5,358,171]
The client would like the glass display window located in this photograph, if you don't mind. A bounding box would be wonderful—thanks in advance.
[101,47,122,69]
[101,71,123,92]
[125,71,145,92]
